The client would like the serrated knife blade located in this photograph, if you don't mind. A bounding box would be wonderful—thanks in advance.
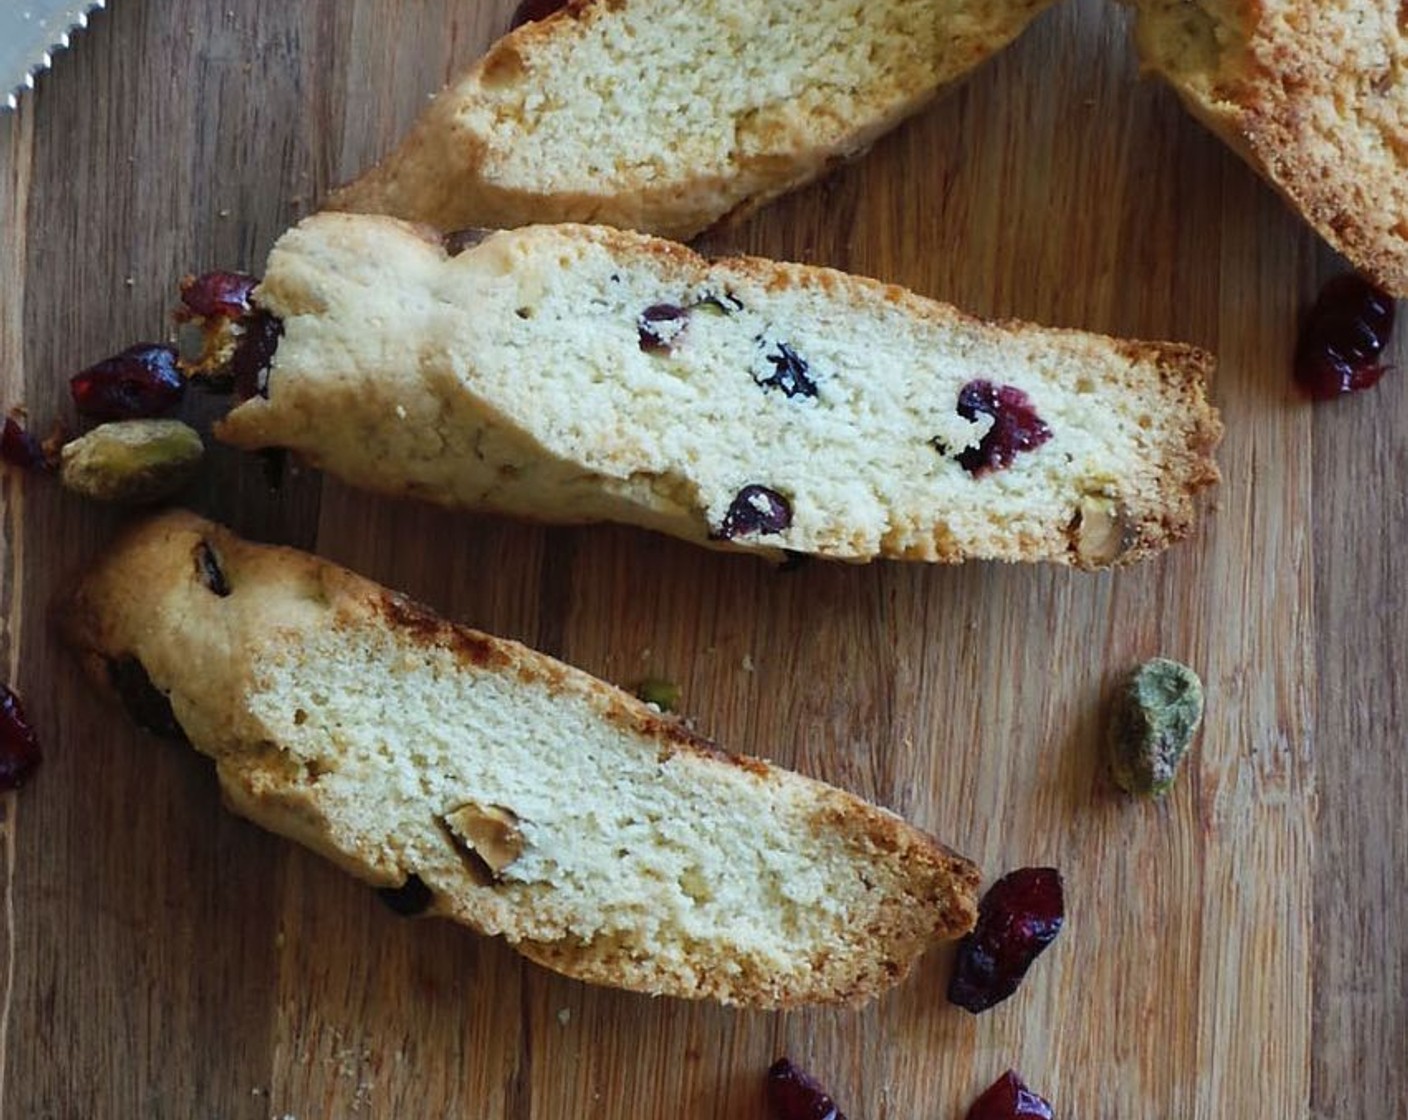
[2,0,106,111]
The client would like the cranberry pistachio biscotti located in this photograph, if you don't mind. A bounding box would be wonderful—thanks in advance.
[208,213,1222,568]
[326,0,1059,240]
[1127,0,1408,296]
[63,511,980,1008]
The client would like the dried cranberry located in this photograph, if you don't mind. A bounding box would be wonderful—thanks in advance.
[107,657,186,741]
[638,303,689,353]
[180,270,258,319]
[1295,273,1397,400]
[714,485,792,539]
[71,344,184,420]
[766,1058,846,1120]
[377,874,434,916]
[1,416,51,472]
[965,1071,1053,1120]
[229,311,283,400]
[948,867,1064,1013]
[952,381,1051,475]
[755,341,817,399]
[509,0,566,29]
[0,685,41,791]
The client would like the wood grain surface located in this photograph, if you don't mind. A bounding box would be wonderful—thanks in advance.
[1,0,1403,1116]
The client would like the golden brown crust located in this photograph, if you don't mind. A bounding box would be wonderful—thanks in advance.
[1130,0,1408,295]
[62,511,980,1008]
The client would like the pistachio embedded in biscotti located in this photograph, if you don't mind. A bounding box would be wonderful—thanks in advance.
[60,420,204,505]
[1072,494,1133,566]
[442,801,525,877]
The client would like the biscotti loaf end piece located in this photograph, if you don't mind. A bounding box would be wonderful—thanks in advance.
[326,0,1058,241]
[1128,0,1408,296]
[63,511,980,1007]
[216,213,1222,570]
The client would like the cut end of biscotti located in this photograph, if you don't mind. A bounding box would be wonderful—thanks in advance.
[1129,0,1408,296]
[62,510,980,1008]
[326,0,1059,240]
[217,213,1222,569]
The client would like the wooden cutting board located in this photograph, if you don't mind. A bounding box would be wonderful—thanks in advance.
[2,0,1403,1116]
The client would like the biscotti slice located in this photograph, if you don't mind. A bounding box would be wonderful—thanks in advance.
[63,511,980,1008]
[1126,0,1408,296]
[325,0,1059,240]
[213,212,1222,568]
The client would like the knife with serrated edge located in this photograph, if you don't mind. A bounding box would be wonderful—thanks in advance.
[2,0,107,111]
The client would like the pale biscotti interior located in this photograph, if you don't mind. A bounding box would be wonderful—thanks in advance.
[217,213,1222,568]
[327,0,1058,240]
[63,511,980,1008]
[1128,0,1408,296]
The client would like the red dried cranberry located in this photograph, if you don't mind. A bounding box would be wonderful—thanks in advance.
[1295,273,1397,400]
[766,1058,846,1120]
[0,685,41,791]
[509,0,566,29]
[948,867,1064,1013]
[180,270,258,318]
[755,340,817,399]
[638,303,689,353]
[230,311,283,400]
[714,485,792,539]
[965,1071,1053,1120]
[953,381,1052,475]
[377,874,434,916]
[71,344,184,420]
[1,416,51,472]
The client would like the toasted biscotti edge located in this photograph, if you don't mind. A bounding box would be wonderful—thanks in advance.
[326,0,1059,241]
[59,510,981,1007]
[1127,0,1408,296]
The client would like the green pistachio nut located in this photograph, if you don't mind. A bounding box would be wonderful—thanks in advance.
[1109,657,1204,797]
[60,419,204,504]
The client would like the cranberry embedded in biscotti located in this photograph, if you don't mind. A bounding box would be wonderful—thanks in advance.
[953,380,1052,475]
[714,485,792,539]
[754,340,817,399]
[230,312,283,400]
[638,303,689,353]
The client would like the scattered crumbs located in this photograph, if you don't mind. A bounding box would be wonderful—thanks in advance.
[902,737,913,751]
[218,208,231,218]
[639,647,652,662]
[703,645,716,656]
[123,277,134,287]
[741,654,755,673]
[557,1007,572,1026]
[395,404,408,420]
[251,1086,268,1097]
